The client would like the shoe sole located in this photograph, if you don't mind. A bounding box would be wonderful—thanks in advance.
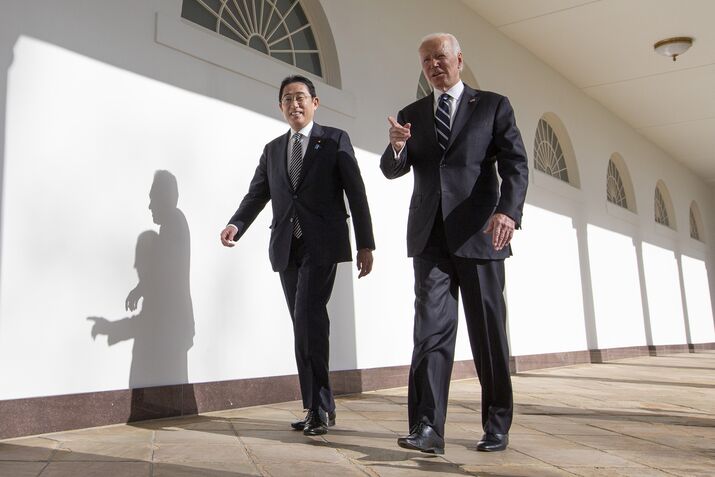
[292,418,335,431]
[476,446,507,452]
[397,440,444,455]
[303,428,328,436]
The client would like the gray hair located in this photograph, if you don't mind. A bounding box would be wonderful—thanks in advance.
[419,33,462,55]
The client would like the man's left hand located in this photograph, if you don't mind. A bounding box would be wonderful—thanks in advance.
[356,248,374,278]
[484,213,516,251]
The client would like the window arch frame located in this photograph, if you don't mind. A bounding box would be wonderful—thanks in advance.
[177,0,342,88]
[689,200,705,242]
[654,180,677,230]
[416,63,480,100]
[605,152,637,213]
[533,112,580,189]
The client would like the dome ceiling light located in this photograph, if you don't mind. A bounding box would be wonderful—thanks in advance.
[653,37,693,61]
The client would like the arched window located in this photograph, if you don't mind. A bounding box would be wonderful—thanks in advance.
[533,114,580,188]
[606,153,636,212]
[606,160,627,208]
[181,0,331,80]
[690,201,704,241]
[654,180,676,230]
[416,63,480,100]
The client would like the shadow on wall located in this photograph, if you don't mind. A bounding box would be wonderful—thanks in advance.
[87,170,196,421]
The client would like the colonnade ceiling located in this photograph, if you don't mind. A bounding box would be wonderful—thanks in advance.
[463,0,715,184]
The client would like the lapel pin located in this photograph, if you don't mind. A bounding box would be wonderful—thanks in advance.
[469,98,477,104]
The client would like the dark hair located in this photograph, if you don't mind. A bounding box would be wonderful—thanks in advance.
[278,75,316,102]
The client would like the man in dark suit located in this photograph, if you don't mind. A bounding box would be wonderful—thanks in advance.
[381,33,528,454]
[220,75,375,436]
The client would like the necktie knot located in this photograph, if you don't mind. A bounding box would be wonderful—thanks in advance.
[292,132,302,143]
[439,93,450,104]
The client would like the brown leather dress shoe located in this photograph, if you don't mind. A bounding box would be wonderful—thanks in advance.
[476,433,509,452]
[397,423,445,454]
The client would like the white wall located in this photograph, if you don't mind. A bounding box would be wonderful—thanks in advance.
[0,0,712,401]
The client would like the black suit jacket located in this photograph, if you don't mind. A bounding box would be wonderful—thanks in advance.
[229,123,375,272]
[380,85,528,260]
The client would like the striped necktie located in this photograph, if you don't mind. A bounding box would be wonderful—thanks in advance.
[435,93,451,152]
[288,132,303,238]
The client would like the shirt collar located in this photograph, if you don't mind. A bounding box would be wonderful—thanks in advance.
[291,121,314,139]
[433,81,464,105]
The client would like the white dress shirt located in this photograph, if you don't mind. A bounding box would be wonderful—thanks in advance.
[287,121,313,169]
[393,81,464,158]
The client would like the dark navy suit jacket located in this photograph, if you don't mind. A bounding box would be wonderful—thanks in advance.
[380,85,528,260]
[229,123,375,272]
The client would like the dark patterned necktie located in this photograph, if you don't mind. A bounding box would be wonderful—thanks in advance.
[288,133,303,238]
[435,93,451,152]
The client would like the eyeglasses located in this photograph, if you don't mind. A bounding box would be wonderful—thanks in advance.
[281,94,311,105]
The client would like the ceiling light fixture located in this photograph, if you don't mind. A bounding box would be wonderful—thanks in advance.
[653,37,693,62]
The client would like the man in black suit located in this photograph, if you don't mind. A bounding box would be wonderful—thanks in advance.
[220,75,375,436]
[381,33,528,453]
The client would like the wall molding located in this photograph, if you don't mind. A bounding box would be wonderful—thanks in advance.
[1,342,712,440]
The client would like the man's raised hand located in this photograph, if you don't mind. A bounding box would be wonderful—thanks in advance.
[388,116,411,153]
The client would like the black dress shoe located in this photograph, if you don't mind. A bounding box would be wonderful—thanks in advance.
[291,409,336,430]
[397,423,445,454]
[303,408,329,436]
[476,433,509,452]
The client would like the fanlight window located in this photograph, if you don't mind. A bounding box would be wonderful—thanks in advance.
[534,119,569,183]
[181,0,322,77]
[606,159,628,209]
[654,187,670,227]
[417,72,432,100]
[690,207,701,240]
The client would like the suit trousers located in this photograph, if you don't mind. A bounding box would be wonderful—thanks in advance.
[409,217,513,437]
[279,237,337,413]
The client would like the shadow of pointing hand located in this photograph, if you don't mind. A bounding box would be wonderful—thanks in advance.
[87,316,110,340]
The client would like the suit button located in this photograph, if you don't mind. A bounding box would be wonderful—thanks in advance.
[289,217,294,223]
[293,194,298,199]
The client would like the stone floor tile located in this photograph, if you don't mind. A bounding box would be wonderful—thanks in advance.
[441,445,544,466]
[154,429,239,445]
[0,461,46,477]
[520,448,643,468]
[51,440,153,462]
[153,443,251,464]
[153,461,261,476]
[38,461,151,477]
[0,440,56,461]
[368,459,472,477]
[262,462,368,477]
[462,464,578,476]
[236,428,321,445]
[603,449,715,468]
[564,467,674,476]
[246,441,349,464]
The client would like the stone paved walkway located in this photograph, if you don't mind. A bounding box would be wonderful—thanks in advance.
[1,351,714,476]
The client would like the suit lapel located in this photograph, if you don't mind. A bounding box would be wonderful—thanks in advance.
[416,93,440,153]
[446,85,479,153]
[296,123,323,189]
[276,131,292,190]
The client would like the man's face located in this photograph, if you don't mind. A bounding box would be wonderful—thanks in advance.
[279,82,319,131]
[419,36,463,92]
[148,191,163,225]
